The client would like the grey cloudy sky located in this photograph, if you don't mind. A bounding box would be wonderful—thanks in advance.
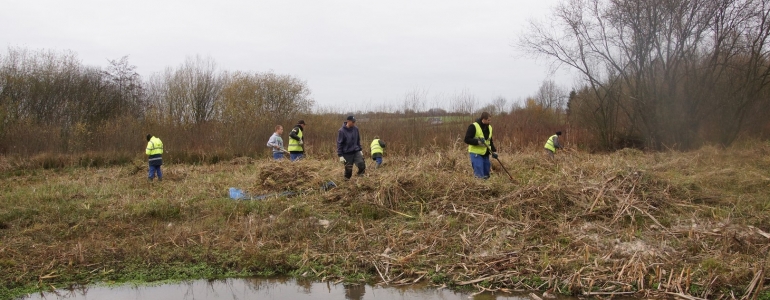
[1,0,573,110]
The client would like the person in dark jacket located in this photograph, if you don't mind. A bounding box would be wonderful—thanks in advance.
[337,115,365,180]
[464,112,497,179]
[145,134,164,182]
[287,120,306,161]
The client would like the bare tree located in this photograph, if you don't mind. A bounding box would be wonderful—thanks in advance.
[103,56,144,118]
[534,80,567,112]
[477,104,498,115]
[218,71,313,124]
[154,56,224,125]
[0,47,145,127]
[492,96,508,115]
[144,69,171,124]
[449,89,477,115]
[520,0,770,150]
[402,88,427,115]
[254,71,314,123]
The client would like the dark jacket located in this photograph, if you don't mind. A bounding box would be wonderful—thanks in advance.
[148,154,163,166]
[337,123,362,156]
[464,119,496,156]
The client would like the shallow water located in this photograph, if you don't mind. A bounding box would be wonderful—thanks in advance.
[19,277,543,300]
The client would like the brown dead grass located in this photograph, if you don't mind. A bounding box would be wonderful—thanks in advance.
[1,143,769,299]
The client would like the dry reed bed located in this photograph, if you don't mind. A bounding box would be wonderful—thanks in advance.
[1,144,769,299]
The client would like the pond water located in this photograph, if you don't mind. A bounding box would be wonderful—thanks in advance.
[18,277,554,300]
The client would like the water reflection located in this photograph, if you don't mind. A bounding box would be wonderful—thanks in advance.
[20,277,540,300]
[344,284,366,300]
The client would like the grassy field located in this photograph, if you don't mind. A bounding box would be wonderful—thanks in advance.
[1,143,769,299]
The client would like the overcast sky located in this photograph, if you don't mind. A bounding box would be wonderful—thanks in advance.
[1,0,573,111]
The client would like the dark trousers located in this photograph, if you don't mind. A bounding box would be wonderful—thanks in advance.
[148,164,162,181]
[343,152,366,179]
[290,153,304,161]
[545,149,555,159]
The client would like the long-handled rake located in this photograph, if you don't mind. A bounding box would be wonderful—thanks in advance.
[483,142,515,182]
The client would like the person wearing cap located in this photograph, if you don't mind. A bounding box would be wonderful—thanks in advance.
[145,134,164,182]
[337,115,365,180]
[464,112,497,179]
[370,135,386,168]
[288,120,306,161]
[544,131,563,159]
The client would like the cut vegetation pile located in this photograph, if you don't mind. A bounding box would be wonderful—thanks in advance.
[1,143,769,299]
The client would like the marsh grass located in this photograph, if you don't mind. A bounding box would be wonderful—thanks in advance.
[1,145,769,299]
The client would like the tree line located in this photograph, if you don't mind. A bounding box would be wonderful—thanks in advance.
[6,1,770,161]
[0,48,314,155]
[0,46,575,159]
[521,0,770,150]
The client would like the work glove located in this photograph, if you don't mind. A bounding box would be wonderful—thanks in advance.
[492,152,498,159]
[339,156,346,164]
[299,140,304,145]
[478,138,486,145]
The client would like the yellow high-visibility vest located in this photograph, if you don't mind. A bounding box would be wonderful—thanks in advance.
[468,122,491,155]
[288,127,303,152]
[370,139,383,155]
[146,136,163,155]
[544,134,558,152]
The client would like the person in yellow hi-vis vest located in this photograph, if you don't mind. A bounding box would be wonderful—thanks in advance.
[145,134,164,182]
[464,112,497,179]
[370,136,386,168]
[544,131,563,159]
[287,120,306,161]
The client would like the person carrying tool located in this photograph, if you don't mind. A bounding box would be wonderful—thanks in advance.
[464,112,497,179]
[288,120,306,161]
[266,125,287,160]
[544,131,563,159]
[145,134,164,182]
[337,115,365,180]
[370,135,386,168]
